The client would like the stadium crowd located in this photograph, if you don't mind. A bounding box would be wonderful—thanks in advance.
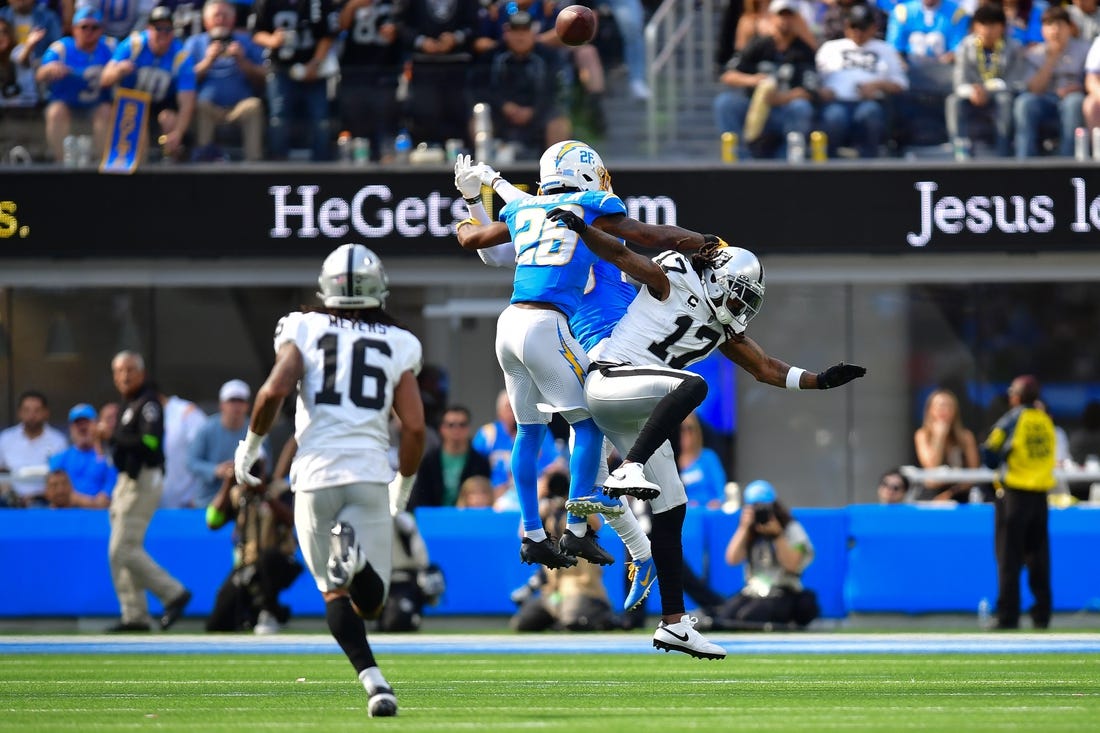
[5,0,1100,163]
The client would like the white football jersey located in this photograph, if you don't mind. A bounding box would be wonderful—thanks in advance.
[590,251,730,370]
[274,311,422,492]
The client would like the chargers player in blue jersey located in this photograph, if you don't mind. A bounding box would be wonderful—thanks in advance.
[36,6,116,163]
[100,6,196,159]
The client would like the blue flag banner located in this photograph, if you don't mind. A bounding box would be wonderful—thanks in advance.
[100,88,150,174]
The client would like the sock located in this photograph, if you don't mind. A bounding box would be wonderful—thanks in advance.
[349,561,386,620]
[625,375,707,465]
[359,667,389,693]
[650,504,687,618]
[326,596,376,675]
[567,521,587,537]
[524,528,548,542]
[567,418,602,501]
[605,504,651,561]
[513,423,548,533]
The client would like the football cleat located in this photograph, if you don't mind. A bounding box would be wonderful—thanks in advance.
[327,521,367,588]
[159,589,192,630]
[653,614,727,660]
[559,528,615,566]
[565,486,626,517]
[624,556,656,612]
[367,686,398,717]
[603,461,661,500]
[519,537,578,569]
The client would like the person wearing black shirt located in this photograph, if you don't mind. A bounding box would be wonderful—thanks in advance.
[338,0,403,162]
[106,350,191,632]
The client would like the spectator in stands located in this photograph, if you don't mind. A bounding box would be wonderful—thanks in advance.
[483,9,571,158]
[99,6,197,161]
[184,0,265,161]
[252,0,337,161]
[821,0,887,43]
[0,0,62,60]
[106,350,191,632]
[205,462,301,634]
[877,467,911,504]
[913,387,981,501]
[713,0,818,160]
[159,390,206,508]
[606,0,650,100]
[1002,0,1043,47]
[456,474,495,508]
[1069,0,1100,45]
[86,0,146,40]
[96,402,118,457]
[677,412,726,510]
[0,16,41,111]
[946,4,1024,157]
[1014,5,1088,158]
[0,390,68,505]
[816,4,908,157]
[43,468,109,508]
[378,511,445,631]
[36,6,115,163]
[711,479,818,630]
[47,403,118,501]
[338,0,403,163]
[982,374,1055,629]
[1079,23,1100,140]
[407,405,491,509]
[733,0,818,51]
[511,476,615,631]
[398,0,478,147]
[188,378,256,507]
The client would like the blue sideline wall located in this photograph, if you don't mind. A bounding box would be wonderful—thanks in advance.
[1,506,1098,620]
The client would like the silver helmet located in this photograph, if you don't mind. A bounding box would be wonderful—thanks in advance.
[701,246,765,334]
[317,244,389,309]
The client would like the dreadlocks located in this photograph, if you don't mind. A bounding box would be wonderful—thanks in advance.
[689,240,730,274]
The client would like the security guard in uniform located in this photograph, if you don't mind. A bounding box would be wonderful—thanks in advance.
[981,374,1056,630]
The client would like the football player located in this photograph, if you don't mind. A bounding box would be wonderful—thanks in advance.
[234,244,425,718]
[547,208,865,659]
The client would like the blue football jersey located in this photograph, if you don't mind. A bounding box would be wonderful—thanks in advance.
[111,31,196,102]
[571,258,637,353]
[41,36,116,108]
[499,190,627,318]
[887,0,969,58]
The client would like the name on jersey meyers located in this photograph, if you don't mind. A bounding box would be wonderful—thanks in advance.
[906,178,1100,247]
[268,185,677,239]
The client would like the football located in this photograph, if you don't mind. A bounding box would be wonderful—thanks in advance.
[555,4,598,47]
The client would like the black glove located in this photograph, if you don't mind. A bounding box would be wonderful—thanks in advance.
[816,363,867,389]
[547,207,587,233]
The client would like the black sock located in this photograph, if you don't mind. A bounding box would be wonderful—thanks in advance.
[349,562,386,620]
[326,596,376,675]
[625,375,707,465]
[650,504,687,618]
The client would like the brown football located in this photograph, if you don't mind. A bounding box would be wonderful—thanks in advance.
[555,5,598,47]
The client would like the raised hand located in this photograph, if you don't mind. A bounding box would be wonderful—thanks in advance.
[816,363,867,390]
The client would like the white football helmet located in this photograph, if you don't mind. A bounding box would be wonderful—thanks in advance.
[317,243,389,309]
[701,246,765,334]
[537,140,612,194]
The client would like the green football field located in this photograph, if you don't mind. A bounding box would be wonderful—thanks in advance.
[3,652,1098,732]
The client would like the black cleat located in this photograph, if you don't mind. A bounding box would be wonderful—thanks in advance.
[520,537,578,569]
[159,589,192,630]
[368,686,398,717]
[559,528,615,566]
[106,621,152,633]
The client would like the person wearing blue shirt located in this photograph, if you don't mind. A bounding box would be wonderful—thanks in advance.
[100,5,197,159]
[0,0,62,61]
[183,0,265,160]
[677,412,727,509]
[887,0,970,94]
[188,379,259,507]
[36,6,115,163]
[48,402,118,501]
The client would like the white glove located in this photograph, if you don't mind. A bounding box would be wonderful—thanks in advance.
[454,154,484,199]
[477,163,501,187]
[388,473,416,516]
[233,431,264,486]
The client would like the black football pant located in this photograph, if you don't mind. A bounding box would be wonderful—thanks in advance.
[995,488,1051,629]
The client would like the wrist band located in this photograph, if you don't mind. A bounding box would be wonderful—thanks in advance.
[489,175,503,190]
[785,367,805,391]
[244,429,264,452]
[463,195,481,205]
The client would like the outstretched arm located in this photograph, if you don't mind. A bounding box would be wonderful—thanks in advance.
[593,212,713,253]
[547,208,670,299]
[720,336,866,390]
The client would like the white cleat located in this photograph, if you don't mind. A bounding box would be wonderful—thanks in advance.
[368,686,398,717]
[603,461,661,500]
[326,521,366,588]
[253,610,281,635]
[653,614,727,660]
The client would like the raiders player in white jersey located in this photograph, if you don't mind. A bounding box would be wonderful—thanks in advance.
[234,243,425,718]
[547,208,866,659]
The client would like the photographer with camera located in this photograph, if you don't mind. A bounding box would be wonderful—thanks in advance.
[183,0,266,160]
[710,479,819,630]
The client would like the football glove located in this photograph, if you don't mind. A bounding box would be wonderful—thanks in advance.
[547,207,587,233]
[454,154,487,200]
[389,473,416,516]
[816,363,867,389]
[233,431,264,486]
